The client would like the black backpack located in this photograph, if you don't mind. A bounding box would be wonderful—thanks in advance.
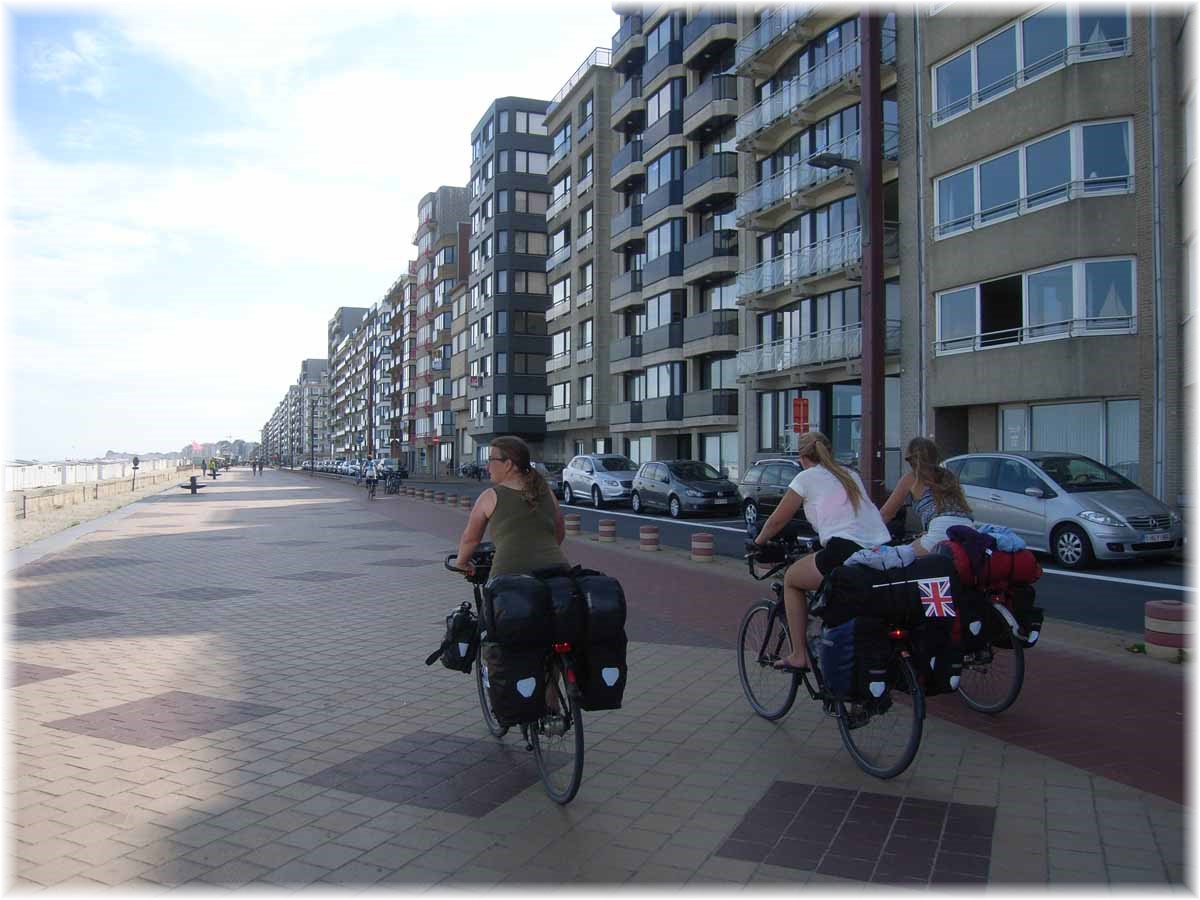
[425,602,480,673]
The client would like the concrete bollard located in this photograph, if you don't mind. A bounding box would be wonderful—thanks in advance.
[691,532,715,563]
[424,489,434,501]
[460,495,473,510]
[639,525,660,551]
[564,513,581,536]
[598,519,617,543]
[445,493,457,507]
[1145,600,1190,660]
[435,492,445,504]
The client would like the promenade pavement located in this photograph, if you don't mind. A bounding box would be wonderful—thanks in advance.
[7,468,1189,888]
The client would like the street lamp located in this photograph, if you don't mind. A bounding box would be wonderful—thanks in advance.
[807,151,868,247]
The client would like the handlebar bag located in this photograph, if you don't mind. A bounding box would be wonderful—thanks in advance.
[819,617,890,701]
[823,555,960,630]
[576,635,627,711]
[424,602,479,673]
[480,641,547,726]
[482,575,552,646]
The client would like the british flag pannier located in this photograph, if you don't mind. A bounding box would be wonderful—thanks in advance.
[821,555,962,630]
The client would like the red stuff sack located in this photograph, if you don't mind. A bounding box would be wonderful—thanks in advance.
[979,550,1042,590]
[936,539,977,587]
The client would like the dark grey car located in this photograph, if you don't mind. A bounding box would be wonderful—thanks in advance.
[631,460,740,519]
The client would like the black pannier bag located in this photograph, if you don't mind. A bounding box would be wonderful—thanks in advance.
[424,602,480,673]
[479,642,547,726]
[482,575,552,646]
[909,615,963,696]
[991,584,1044,648]
[956,587,992,655]
[576,635,628,711]
[541,574,588,645]
[818,617,890,701]
[822,556,961,630]
[576,573,626,641]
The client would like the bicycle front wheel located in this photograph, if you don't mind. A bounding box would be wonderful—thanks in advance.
[837,654,924,779]
[528,662,584,804]
[475,644,508,739]
[737,601,799,721]
[959,606,1025,714]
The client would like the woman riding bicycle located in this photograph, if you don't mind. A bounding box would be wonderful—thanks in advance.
[453,436,568,579]
[751,431,891,673]
[879,437,973,556]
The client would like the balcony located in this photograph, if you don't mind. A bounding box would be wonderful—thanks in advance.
[684,388,738,419]
[736,225,899,302]
[611,269,643,304]
[546,297,572,322]
[643,109,683,153]
[576,285,594,308]
[611,14,644,67]
[683,9,738,53]
[737,320,902,377]
[643,250,683,288]
[641,320,684,355]
[546,190,571,222]
[610,204,644,249]
[575,229,594,254]
[611,77,645,131]
[611,334,642,362]
[576,171,594,197]
[683,152,739,204]
[642,39,682,87]
[546,405,572,424]
[545,243,572,273]
[684,309,740,343]
[577,114,594,143]
[736,127,899,227]
[642,395,684,424]
[548,139,572,174]
[546,350,572,373]
[611,401,643,425]
[430,357,450,372]
[734,4,816,74]
[683,228,738,270]
[682,74,739,138]
[576,344,594,364]
[575,402,594,420]
[643,180,684,220]
[611,140,645,189]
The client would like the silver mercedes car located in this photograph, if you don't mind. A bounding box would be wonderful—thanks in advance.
[943,451,1183,569]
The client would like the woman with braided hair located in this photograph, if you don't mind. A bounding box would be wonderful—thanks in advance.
[879,436,974,556]
[453,435,569,579]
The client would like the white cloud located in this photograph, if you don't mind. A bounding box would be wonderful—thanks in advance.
[27,28,109,97]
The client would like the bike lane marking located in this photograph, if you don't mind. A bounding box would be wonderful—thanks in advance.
[1039,568,1194,593]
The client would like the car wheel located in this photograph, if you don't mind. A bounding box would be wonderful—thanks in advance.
[669,496,682,519]
[563,483,574,505]
[1052,524,1095,569]
[631,492,642,514]
[592,486,604,510]
[744,501,759,528]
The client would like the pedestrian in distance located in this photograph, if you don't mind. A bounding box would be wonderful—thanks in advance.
[879,436,974,557]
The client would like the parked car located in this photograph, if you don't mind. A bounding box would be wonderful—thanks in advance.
[738,458,811,530]
[632,460,740,519]
[943,451,1184,568]
[534,461,565,498]
[563,454,638,508]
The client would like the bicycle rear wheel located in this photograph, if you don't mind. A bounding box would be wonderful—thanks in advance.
[475,644,508,739]
[959,607,1025,714]
[528,662,584,804]
[737,601,799,721]
[837,654,924,779]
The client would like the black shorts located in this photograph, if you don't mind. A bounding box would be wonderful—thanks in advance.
[814,537,865,576]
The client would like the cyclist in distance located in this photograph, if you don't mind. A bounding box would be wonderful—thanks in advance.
[878,436,973,556]
[363,458,379,498]
[751,431,892,673]
[453,436,569,579]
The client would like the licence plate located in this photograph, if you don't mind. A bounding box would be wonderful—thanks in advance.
[1144,532,1172,543]
[715,498,731,504]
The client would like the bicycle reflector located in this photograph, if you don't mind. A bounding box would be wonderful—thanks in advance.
[553,642,572,654]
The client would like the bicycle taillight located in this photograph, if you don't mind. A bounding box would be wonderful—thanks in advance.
[552,642,572,654]
[888,628,908,640]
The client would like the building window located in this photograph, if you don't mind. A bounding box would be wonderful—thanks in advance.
[701,355,738,389]
[514,190,549,214]
[551,277,571,305]
[579,374,593,404]
[550,382,571,409]
[581,151,594,179]
[578,318,593,347]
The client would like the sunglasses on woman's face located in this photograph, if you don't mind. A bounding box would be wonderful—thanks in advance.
[488,456,507,463]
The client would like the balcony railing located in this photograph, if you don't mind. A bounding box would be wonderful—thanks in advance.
[576,344,594,364]
[546,350,573,373]
[548,139,572,172]
[575,402,594,420]
[684,309,739,342]
[643,251,683,287]
[611,401,643,425]
[643,179,684,219]
[611,334,642,362]
[612,77,644,118]
[642,395,683,423]
[611,204,644,243]
[683,9,737,49]
[683,229,738,269]
[735,33,896,144]
[934,315,1136,355]
[547,298,572,322]
[546,190,571,222]
[576,171,594,196]
[611,140,644,178]
[737,225,898,300]
[577,114,594,143]
[734,4,817,69]
[546,405,572,423]
[576,229,594,253]
[545,243,572,273]
[683,74,739,123]
[576,285,594,307]
[611,269,643,300]
[641,320,684,355]
[612,14,644,55]
[642,39,682,86]
[737,320,902,376]
[683,151,739,197]
[684,388,738,418]
[547,47,612,117]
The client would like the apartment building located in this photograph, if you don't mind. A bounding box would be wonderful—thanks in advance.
[464,97,553,463]
[297,358,330,464]
[904,7,1184,504]
[393,265,418,465]
[328,299,395,458]
[449,279,473,467]
[1179,11,1195,509]
[542,48,618,461]
[381,273,410,462]
[406,186,470,476]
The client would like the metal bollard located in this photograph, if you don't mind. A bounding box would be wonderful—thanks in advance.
[691,532,715,563]
[1145,600,1190,660]
[598,519,617,543]
[639,525,660,551]
[564,513,581,536]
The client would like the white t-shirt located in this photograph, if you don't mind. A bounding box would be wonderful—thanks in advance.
[787,465,891,548]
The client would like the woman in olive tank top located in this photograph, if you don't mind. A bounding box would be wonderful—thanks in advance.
[453,436,569,579]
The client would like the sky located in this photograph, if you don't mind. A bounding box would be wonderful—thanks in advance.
[4,0,620,461]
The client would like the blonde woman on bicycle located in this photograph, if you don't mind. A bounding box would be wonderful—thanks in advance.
[879,437,973,556]
[751,431,891,672]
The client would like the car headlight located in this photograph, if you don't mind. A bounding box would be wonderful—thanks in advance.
[1170,511,1183,526]
[685,489,703,497]
[601,477,620,486]
[1079,510,1123,527]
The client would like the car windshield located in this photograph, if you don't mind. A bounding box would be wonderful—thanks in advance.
[1031,456,1135,492]
[595,457,636,472]
[541,462,565,474]
[669,461,722,481]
